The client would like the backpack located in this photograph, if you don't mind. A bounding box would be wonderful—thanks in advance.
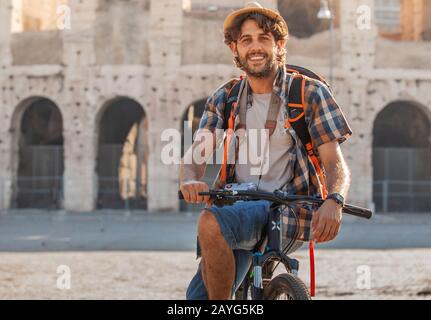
[221,64,331,198]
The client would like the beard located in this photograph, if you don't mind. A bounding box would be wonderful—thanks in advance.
[237,52,276,79]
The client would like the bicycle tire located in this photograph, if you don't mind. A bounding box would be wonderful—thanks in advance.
[263,273,311,300]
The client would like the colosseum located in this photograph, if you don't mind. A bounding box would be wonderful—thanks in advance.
[0,0,430,213]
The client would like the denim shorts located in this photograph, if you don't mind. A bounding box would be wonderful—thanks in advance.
[186,200,303,300]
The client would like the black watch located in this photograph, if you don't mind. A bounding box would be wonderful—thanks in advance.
[327,193,345,207]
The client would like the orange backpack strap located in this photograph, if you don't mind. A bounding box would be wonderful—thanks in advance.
[286,73,328,198]
[220,79,243,184]
[223,79,243,131]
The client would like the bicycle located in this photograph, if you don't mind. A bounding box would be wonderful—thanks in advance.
[180,186,373,300]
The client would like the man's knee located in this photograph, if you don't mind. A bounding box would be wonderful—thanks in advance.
[197,209,222,243]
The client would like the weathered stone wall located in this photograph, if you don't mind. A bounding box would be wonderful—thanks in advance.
[11,31,63,65]
[181,16,231,65]
[375,37,431,69]
[423,0,431,40]
[188,0,243,10]
[94,0,151,65]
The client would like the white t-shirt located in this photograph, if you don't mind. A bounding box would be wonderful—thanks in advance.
[235,93,296,192]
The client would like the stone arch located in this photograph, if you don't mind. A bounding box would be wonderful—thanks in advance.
[278,0,340,38]
[180,98,208,156]
[10,96,64,208]
[179,97,207,132]
[94,96,147,129]
[96,96,148,210]
[372,100,431,213]
[367,79,431,130]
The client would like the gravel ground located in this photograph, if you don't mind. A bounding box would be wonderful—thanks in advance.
[0,249,430,300]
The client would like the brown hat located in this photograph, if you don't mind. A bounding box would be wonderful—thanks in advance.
[223,2,287,33]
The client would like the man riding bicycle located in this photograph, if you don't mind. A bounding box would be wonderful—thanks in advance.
[180,2,353,300]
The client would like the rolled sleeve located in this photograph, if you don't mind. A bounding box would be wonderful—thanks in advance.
[305,80,353,148]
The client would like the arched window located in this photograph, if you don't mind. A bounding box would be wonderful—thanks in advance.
[278,0,339,38]
[373,101,431,212]
[13,98,64,209]
[375,0,401,35]
[97,98,148,210]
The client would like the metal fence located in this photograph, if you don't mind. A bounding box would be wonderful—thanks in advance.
[373,180,431,213]
[19,145,64,177]
[375,0,402,33]
[1,176,147,211]
[11,176,64,209]
[373,147,431,213]
[2,142,149,210]
[97,177,147,210]
[5,146,431,212]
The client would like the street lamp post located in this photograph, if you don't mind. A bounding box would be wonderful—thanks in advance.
[317,0,334,86]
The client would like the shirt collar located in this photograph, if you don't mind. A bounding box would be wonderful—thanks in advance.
[273,64,288,102]
[243,65,288,109]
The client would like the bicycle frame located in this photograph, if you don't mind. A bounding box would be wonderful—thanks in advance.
[236,205,301,300]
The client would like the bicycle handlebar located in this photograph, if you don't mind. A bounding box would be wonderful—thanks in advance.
[178,189,373,219]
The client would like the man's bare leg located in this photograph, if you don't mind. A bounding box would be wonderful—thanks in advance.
[198,210,235,300]
[200,257,208,292]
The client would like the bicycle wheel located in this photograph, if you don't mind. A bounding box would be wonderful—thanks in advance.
[263,273,311,300]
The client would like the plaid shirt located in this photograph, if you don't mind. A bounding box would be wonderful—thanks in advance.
[198,66,353,241]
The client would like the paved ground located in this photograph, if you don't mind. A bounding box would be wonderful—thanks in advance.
[0,250,430,300]
[0,210,430,251]
[0,209,430,300]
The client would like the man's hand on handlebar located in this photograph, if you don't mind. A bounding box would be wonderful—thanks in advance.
[180,181,211,205]
[311,199,343,243]
[178,188,372,220]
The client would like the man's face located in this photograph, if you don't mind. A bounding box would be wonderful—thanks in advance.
[230,19,284,78]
